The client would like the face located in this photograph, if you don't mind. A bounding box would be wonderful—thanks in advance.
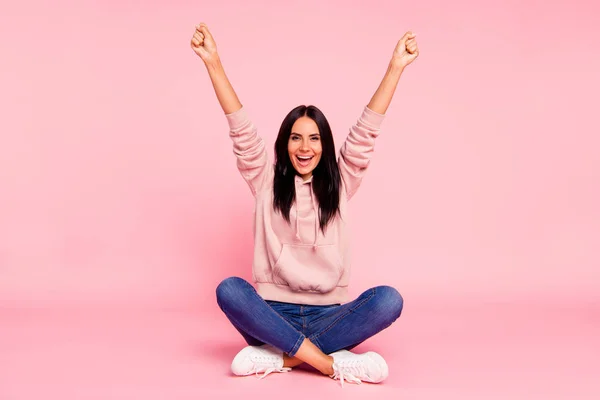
[288,116,322,180]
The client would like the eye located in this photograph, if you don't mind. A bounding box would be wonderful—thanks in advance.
[311,136,320,141]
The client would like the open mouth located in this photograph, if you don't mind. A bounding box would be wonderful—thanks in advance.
[296,155,314,167]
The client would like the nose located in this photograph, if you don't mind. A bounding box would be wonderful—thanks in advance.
[300,139,309,151]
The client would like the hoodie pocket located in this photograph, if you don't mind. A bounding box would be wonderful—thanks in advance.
[272,243,343,293]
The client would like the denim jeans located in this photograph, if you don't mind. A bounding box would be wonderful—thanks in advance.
[216,276,403,357]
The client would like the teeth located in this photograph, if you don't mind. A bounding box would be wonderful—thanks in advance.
[298,156,312,160]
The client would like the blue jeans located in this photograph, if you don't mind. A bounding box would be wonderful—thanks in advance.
[216,277,403,357]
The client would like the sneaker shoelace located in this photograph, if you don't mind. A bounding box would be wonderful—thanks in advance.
[331,359,365,387]
[250,353,291,379]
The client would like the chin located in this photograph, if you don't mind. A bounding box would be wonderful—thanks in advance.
[294,164,315,177]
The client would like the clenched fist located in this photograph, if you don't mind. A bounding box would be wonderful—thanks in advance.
[191,23,218,63]
[392,31,419,68]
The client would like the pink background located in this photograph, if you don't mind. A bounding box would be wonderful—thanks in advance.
[1,0,599,399]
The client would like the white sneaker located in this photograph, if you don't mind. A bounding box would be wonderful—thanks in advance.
[329,350,389,386]
[231,344,292,379]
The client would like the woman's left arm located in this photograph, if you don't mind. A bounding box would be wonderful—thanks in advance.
[367,31,419,114]
[338,31,419,200]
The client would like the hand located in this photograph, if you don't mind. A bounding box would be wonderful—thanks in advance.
[392,31,419,68]
[191,23,218,63]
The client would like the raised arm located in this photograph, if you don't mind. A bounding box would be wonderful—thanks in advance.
[191,23,271,196]
[191,23,242,114]
[367,32,419,114]
[338,31,419,200]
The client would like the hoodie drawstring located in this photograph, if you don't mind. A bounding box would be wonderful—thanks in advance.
[309,183,318,251]
[295,206,300,240]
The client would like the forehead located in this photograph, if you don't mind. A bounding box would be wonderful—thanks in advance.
[291,116,319,134]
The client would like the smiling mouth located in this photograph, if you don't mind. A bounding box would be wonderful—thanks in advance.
[296,155,314,167]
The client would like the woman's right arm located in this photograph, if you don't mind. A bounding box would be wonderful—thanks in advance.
[191,23,271,196]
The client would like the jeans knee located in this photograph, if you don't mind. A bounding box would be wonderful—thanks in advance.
[215,276,248,309]
[375,285,404,320]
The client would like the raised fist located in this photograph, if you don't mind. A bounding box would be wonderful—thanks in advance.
[392,31,419,68]
[191,23,218,63]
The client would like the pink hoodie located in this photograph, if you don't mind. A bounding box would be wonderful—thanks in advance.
[225,105,385,305]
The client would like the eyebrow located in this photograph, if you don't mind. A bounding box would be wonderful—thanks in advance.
[291,132,320,136]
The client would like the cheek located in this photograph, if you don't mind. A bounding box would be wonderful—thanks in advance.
[288,141,297,156]
[314,143,323,156]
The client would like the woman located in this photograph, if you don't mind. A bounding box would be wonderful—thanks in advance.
[190,23,419,386]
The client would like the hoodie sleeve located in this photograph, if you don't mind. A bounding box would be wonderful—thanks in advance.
[338,105,386,201]
[225,106,272,196]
